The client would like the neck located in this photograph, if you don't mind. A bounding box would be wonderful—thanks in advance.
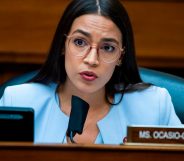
[58,82,109,116]
[59,86,107,107]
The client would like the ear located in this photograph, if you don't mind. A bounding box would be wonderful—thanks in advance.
[116,47,125,66]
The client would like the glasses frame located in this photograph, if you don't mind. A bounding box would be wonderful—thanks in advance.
[65,34,124,64]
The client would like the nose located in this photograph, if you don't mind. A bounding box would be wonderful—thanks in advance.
[83,46,99,66]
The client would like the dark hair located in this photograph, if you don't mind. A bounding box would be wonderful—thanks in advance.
[30,0,150,104]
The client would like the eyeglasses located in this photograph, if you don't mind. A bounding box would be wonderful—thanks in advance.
[66,35,123,63]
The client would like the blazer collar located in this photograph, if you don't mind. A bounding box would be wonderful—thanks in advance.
[38,101,69,143]
[97,96,127,144]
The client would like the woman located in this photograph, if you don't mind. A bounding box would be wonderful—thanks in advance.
[0,0,182,144]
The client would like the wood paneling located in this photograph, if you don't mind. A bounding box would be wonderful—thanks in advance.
[0,0,184,83]
[123,1,184,67]
[0,0,70,62]
[0,0,184,67]
[0,0,70,53]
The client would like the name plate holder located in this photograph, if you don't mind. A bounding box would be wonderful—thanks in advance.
[127,125,184,144]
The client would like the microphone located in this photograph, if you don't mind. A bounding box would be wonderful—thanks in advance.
[66,95,89,143]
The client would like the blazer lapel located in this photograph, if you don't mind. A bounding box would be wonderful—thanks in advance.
[97,98,128,144]
[38,101,69,143]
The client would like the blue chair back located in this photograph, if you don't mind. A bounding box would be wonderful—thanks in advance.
[140,68,184,123]
[0,71,37,98]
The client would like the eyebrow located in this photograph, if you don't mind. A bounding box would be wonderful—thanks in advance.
[71,29,120,45]
[101,38,120,45]
[72,29,91,38]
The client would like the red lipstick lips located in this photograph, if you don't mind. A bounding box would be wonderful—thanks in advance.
[80,71,98,81]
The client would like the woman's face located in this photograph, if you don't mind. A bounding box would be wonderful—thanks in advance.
[64,14,122,94]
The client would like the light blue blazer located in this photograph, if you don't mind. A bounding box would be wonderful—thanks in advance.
[0,83,182,144]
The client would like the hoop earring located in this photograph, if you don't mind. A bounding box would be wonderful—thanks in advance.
[116,47,125,66]
[117,60,122,66]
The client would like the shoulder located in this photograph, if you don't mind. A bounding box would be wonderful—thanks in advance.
[116,85,170,103]
[114,85,176,124]
[5,82,57,96]
[0,82,57,107]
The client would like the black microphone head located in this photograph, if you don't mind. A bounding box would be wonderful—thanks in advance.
[67,95,89,138]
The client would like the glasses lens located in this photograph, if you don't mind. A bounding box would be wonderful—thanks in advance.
[68,36,89,57]
[99,42,120,63]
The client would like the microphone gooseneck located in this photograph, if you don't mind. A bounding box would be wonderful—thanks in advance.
[66,95,89,143]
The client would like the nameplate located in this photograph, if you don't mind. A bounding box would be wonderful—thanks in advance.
[127,125,184,144]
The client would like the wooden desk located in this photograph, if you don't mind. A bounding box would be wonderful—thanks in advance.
[0,143,184,161]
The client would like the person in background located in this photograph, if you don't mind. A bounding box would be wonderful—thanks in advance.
[0,0,182,144]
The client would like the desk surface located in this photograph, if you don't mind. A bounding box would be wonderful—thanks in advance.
[0,142,184,161]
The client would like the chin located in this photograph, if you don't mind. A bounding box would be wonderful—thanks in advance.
[76,83,103,94]
[77,86,99,94]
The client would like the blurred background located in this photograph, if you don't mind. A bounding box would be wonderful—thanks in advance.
[0,0,184,84]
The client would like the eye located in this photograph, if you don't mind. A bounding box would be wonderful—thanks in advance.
[101,43,116,53]
[73,38,87,47]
